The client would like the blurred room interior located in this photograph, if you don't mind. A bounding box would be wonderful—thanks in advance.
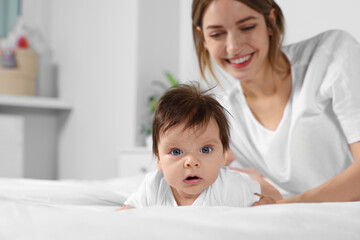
[0,0,359,180]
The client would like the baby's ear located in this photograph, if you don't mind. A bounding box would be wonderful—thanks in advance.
[222,154,227,166]
[224,149,235,166]
[156,155,163,171]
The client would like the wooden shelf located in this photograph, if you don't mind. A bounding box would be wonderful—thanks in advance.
[0,95,72,110]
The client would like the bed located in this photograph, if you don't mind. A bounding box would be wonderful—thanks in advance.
[1,175,359,240]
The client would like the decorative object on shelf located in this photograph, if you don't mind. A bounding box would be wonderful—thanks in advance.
[141,71,178,147]
[1,49,16,68]
[0,16,39,96]
[0,41,38,96]
[17,36,29,48]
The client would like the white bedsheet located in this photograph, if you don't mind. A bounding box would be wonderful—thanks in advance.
[0,177,359,240]
[0,176,143,206]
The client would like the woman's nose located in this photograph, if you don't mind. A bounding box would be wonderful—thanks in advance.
[226,32,241,54]
[184,155,200,168]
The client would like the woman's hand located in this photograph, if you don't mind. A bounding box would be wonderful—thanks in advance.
[232,167,283,201]
[115,204,135,211]
[252,193,277,206]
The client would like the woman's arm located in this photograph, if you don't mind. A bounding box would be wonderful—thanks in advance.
[232,168,283,202]
[278,141,360,203]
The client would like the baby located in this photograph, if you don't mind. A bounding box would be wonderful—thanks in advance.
[120,84,278,209]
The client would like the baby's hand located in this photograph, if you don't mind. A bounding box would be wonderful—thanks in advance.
[115,204,135,211]
[252,193,277,206]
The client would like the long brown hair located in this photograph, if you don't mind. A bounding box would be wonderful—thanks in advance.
[192,0,287,83]
[152,83,230,156]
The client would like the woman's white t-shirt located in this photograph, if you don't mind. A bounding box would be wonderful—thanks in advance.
[124,167,260,207]
[207,30,360,197]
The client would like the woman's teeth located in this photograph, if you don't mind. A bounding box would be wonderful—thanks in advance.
[230,54,251,64]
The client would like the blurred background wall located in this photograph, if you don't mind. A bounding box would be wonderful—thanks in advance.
[13,0,360,179]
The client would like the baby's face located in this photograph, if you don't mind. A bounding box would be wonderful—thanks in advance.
[156,118,226,205]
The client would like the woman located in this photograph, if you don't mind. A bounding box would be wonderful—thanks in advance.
[192,0,360,203]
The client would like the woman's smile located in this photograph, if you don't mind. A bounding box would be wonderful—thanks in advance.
[202,0,272,82]
[226,52,254,69]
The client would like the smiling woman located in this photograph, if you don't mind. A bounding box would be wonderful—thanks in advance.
[191,0,360,204]
[193,0,286,84]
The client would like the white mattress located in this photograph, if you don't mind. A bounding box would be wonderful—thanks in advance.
[1,176,359,240]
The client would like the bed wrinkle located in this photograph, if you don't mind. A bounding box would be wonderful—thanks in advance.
[1,177,359,240]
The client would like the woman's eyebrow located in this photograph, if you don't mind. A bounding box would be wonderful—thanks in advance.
[235,16,257,24]
[205,16,257,29]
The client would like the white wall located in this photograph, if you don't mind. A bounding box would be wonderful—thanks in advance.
[135,0,180,146]
[179,0,200,82]
[22,0,181,180]
[276,0,360,44]
[49,0,140,179]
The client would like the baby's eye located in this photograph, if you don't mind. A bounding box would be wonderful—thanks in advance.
[201,146,212,153]
[170,149,183,156]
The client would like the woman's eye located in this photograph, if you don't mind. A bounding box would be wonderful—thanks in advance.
[201,147,212,153]
[209,32,223,38]
[241,25,256,31]
[170,149,182,156]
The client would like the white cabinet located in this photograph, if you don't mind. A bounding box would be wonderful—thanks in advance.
[0,95,71,179]
[0,114,24,178]
[117,147,156,177]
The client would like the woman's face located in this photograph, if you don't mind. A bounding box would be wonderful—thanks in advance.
[200,0,274,82]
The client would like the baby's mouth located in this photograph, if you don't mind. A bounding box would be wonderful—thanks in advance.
[186,176,199,180]
[183,175,202,185]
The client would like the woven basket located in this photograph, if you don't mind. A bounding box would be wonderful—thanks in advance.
[0,49,38,96]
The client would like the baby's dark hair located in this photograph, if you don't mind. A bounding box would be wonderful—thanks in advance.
[152,83,230,156]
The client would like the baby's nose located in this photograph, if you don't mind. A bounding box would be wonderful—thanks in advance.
[184,155,200,168]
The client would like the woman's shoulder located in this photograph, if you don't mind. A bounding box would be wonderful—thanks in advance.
[311,29,357,43]
[283,30,359,65]
[284,30,357,49]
